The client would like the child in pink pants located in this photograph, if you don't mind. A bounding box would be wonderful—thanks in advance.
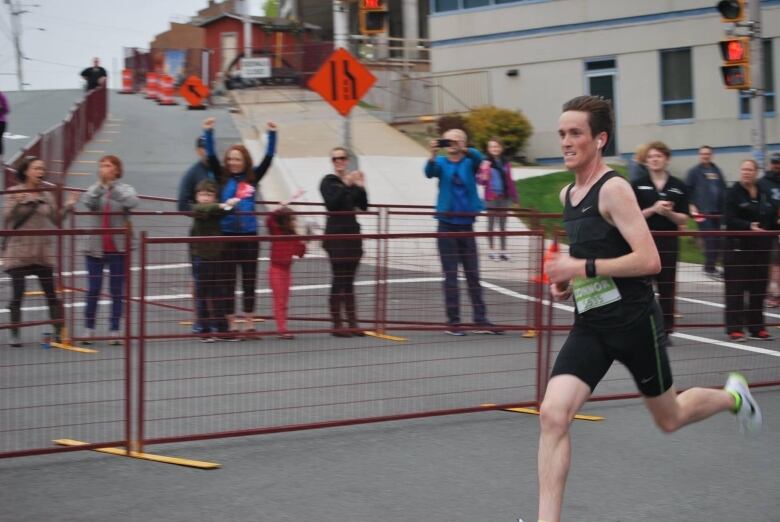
[266,207,306,339]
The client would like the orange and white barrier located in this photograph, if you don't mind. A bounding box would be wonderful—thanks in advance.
[145,72,159,100]
[120,69,134,94]
[157,74,178,106]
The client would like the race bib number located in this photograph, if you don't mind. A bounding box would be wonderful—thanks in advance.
[572,276,622,314]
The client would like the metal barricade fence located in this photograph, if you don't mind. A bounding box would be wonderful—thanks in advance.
[134,227,544,448]
[0,228,132,458]
[3,203,779,459]
[3,87,108,189]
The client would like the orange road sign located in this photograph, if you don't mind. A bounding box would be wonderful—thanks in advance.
[307,48,377,117]
[180,76,210,107]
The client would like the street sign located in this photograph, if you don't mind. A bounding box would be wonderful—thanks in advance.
[240,57,272,79]
[180,76,210,108]
[307,48,377,117]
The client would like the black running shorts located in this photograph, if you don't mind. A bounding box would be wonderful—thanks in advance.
[550,301,673,397]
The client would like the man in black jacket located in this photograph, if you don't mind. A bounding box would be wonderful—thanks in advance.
[759,153,780,306]
[686,145,727,278]
[80,58,107,91]
[177,136,216,333]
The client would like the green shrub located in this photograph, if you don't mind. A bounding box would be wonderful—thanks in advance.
[436,113,468,136]
[465,105,533,159]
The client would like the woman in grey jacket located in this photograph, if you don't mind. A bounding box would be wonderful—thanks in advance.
[81,155,138,343]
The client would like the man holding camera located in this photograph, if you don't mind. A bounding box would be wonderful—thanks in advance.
[424,129,499,335]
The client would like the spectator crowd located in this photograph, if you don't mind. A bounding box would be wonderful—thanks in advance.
[2,117,779,347]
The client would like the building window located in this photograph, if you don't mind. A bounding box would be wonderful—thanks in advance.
[434,0,460,11]
[660,48,693,121]
[433,0,539,12]
[740,40,775,116]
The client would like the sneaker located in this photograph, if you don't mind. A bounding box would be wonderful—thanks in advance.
[214,335,240,342]
[704,269,724,281]
[109,339,122,346]
[200,336,216,343]
[9,333,22,348]
[748,330,774,341]
[278,334,295,340]
[724,372,762,433]
[191,324,205,334]
[445,325,466,336]
[488,253,499,261]
[728,332,746,342]
[499,253,510,262]
[472,322,505,335]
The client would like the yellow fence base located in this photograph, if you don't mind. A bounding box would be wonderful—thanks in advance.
[504,407,604,422]
[54,439,220,469]
[364,331,407,342]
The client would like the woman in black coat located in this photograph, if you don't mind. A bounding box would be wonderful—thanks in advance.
[723,159,777,341]
[319,147,368,337]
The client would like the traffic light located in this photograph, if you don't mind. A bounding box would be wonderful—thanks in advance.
[359,0,388,35]
[719,37,750,89]
[716,0,745,23]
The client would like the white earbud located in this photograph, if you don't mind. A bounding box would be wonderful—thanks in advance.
[596,139,602,149]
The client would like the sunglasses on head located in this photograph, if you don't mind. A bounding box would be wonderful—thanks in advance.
[331,155,348,162]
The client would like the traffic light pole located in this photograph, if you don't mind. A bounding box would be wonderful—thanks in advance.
[748,0,766,170]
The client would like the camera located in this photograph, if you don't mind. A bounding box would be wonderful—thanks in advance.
[437,138,453,148]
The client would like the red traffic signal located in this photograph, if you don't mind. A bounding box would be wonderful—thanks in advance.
[719,38,749,64]
[362,0,382,8]
[716,0,745,23]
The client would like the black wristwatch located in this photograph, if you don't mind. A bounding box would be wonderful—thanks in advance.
[585,258,597,278]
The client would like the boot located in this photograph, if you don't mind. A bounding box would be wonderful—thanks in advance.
[330,293,351,338]
[344,291,365,337]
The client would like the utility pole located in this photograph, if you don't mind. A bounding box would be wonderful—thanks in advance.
[333,0,353,162]
[240,0,252,59]
[5,0,24,91]
[748,0,766,171]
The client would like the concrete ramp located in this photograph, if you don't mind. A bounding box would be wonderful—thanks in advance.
[229,87,436,206]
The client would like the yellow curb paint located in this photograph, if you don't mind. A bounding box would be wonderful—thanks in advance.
[504,407,604,422]
[54,439,220,469]
[365,331,407,342]
[179,320,194,326]
[522,330,538,338]
[49,342,98,354]
[27,288,74,296]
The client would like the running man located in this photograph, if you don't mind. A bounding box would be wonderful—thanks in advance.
[536,95,762,522]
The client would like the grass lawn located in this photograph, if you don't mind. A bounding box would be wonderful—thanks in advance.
[515,165,705,264]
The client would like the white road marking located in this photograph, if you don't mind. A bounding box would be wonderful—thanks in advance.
[3,271,775,358]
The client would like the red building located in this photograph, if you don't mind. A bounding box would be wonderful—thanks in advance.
[198,12,325,87]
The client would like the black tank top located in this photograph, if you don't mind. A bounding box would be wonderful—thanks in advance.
[563,171,654,329]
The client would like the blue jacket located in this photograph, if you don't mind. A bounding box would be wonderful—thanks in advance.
[424,147,485,223]
[203,128,277,234]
